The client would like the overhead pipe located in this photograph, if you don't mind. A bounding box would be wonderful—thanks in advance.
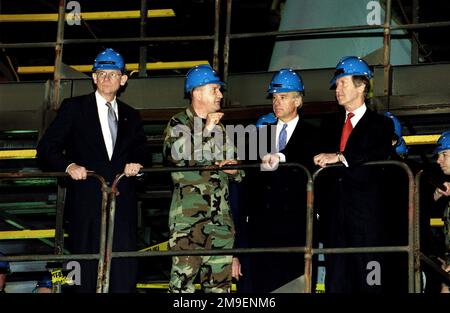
[52,0,66,111]
[223,0,232,85]
[2,21,450,49]
[383,0,392,111]
[213,0,220,70]
[138,0,148,77]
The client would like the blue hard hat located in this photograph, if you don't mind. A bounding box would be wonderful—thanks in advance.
[185,64,224,93]
[256,112,277,128]
[268,68,304,93]
[384,112,403,139]
[330,56,373,86]
[0,252,10,273]
[396,137,409,155]
[36,277,52,289]
[92,48,125,72]
[434,130,450,155]
[384,112,409,155]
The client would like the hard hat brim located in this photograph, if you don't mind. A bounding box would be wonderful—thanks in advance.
[186,80,224,93]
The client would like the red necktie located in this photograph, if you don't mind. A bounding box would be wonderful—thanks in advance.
[339,112,354,152]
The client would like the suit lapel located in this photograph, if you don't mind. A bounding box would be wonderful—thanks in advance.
[347,109,370,146]
[112,100,129,159]
[84,93,110,161]
[266,118,300,153]
[286,119,302,147]
[353,109,370,132]
[266,122,278,154]
[333,112,346,150]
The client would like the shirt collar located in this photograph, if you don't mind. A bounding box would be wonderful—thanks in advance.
[347,103,366,119]
[277,115,299,129]
[95,91,117,110]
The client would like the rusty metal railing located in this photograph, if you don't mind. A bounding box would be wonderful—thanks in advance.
[100,163,312,293]
[97,161,423,293]
[1,161,433,293]
[0,171,108,293]
[312,160,417,293]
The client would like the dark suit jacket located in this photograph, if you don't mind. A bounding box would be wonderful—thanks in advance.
[317,108,393,239]
[36,93,149,292]
[258,118,317,226]
[324,108,393,167]
[246,117,318,292]
[316,107,393,293]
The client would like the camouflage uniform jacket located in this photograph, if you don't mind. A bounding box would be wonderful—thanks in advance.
[163,106,244,238]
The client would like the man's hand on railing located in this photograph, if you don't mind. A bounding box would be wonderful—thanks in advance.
[215,160,238,175]
[313,153,340,168]
[260,153,280,171]
[66,163,89,180]
[124,163,143,177]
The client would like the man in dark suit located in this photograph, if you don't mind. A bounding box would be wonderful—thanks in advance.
[37,48,149,293]
[429,131,450,293]
[247,68,317,292]
[313,56,393,293]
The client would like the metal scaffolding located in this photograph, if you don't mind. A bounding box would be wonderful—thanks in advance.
[1,0,450,112]
[3,161,447,293]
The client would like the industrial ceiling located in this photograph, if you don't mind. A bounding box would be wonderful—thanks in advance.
[0,0,449,82]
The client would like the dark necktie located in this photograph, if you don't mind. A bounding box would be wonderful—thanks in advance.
[339,112,354,152]
[278,123,288,151]
[105,102,118,149]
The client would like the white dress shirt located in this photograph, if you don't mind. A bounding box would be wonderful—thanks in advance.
[275,115,299,163]
[95,91,119,160]
[346,103,366,128]
[340,103,367,166]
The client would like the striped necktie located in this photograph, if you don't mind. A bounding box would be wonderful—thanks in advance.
[105,102,118,149]
[278,123,288,151]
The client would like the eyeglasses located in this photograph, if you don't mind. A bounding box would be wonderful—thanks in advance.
[95,71,122,80]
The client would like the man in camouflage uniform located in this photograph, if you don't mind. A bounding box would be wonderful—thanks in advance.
[433,130,450,292]
[163,65,244,293]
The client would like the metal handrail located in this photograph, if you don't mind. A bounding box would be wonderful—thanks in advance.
[0,161,424,293]
[312,160,417,292]
[414,170,424,292]
[100,161,421,293]
[101,162,313,293]
[0,171,108,293]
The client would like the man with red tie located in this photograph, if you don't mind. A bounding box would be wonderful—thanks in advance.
[313,56,393,293]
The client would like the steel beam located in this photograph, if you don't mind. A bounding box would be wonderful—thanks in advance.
[0,149,36,159]
[18,61,210,74]
[0,9,175,22]
[0,229,60,240]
